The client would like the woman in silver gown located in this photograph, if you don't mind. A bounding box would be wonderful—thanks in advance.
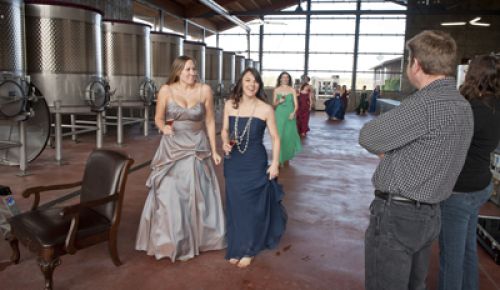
[136,56,226,262]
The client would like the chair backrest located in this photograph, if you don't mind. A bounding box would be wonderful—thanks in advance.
[80,149,133,221]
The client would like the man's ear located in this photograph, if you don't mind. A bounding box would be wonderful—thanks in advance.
[412,58,422,74]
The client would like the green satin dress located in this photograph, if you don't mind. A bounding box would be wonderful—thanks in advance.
[275,93,302,164]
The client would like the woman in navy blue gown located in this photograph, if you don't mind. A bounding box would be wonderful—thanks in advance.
[325,84,343,120]
[368,85,380,113]
[222,68,287,268]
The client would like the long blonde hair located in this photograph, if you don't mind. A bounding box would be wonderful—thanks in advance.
[166,55,197,85]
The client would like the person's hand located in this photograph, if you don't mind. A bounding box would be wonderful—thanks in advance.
[377,153,385,159]
[161,125,174,136]
[212,152,221,165]
[222,142,233,155]
[289,112,296,120]
[267,163,279,180]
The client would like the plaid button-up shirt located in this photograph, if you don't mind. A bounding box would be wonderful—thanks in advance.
[359,78,474,203]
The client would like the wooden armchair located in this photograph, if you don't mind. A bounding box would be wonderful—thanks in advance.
[8,149,134,290]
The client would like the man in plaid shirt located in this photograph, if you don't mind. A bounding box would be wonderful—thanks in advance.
[359,30,473,290]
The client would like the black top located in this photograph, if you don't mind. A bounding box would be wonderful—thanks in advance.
[454,97,500,192]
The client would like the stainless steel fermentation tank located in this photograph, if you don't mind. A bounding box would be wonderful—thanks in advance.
[24,1,109,162]
[235,55,245,82]
[183,40,206,83]
[245,58,254,69]
[102,20,154,145]
[150,31,183,88]
[253,60,260,73]
[0,0,49,174]
[205,46,222,112]
[222,51,235,99]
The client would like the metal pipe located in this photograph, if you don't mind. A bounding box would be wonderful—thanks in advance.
[102,111,107,134]
[197,0,250,32]
[227,9,499,16]
[117,100,123,145]
[60,128,98,137]
[159,9,164,32]
[18,120,27,176]
[144,106,149,137]
[96,112,103,148]
[70,114,77,142]
[53,101,62,163]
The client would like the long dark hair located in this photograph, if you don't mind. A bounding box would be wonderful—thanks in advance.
[299,75,310,91]
[230,68,267,109]
[166,55,197,85]
[276,71,293,87]
[460,55,500,103]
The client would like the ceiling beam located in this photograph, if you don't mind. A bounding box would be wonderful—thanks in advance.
[195,0,251,31]
[136,0,185,18]
[185,0,237,18]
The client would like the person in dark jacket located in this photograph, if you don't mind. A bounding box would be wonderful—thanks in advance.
[356,85,369,115]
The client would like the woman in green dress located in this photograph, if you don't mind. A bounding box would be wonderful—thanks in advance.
[273,71,302,165]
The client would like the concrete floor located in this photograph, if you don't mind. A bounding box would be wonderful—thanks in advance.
[0,111,499,290]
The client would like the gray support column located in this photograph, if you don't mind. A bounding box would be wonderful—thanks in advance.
[247,32,251,59]
[351,0,361,93]
[216,33,220,48]
[184,20,189,39]
[259,16,264,74]
[304,0,311,76]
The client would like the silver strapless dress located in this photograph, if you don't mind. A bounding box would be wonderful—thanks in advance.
[135,101,226,261]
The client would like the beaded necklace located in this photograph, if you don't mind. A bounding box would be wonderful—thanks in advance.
[234,99,257,154]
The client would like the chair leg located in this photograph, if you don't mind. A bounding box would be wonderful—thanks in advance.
[108,235,122,266]
[38,252,61,290]
[8,234,20,264]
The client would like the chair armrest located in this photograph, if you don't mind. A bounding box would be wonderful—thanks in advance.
[22,181,83,211]
[60,194,118,217]
[60,194,118,254]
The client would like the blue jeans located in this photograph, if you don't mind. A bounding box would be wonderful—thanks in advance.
[365,197,441,290]
[438,182,493,290]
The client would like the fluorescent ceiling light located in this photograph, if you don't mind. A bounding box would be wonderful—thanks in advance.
[469,17,490,26]
[441,17,490,27]
[441,22,466,26]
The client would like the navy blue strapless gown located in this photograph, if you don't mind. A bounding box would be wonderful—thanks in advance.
[325,93,344,120]
[224,116,287,259]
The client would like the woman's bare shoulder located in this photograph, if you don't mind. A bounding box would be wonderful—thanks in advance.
[199,83,211,92]
[256,101,273,116]
[158,84,173,98]
[224,99,236,111]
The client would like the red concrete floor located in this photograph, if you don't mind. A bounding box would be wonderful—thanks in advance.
[0,111,499,290]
